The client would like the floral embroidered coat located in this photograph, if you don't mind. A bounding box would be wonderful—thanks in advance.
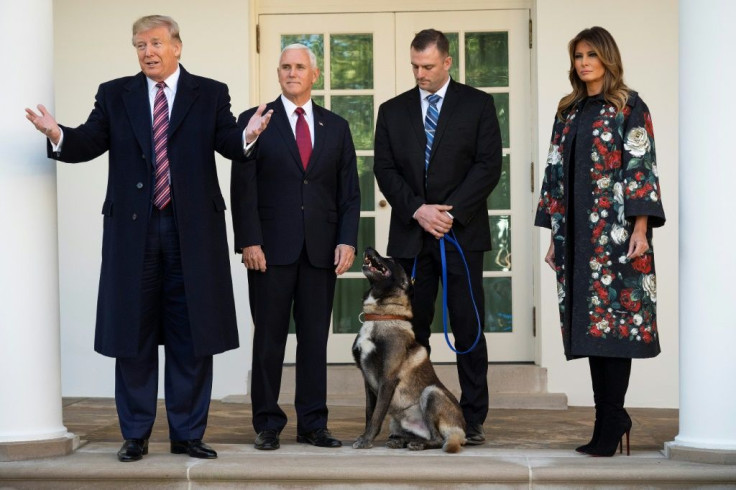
[535,92,665,360]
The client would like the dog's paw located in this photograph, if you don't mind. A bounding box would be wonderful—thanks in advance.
[352,436,373,449]
[407,441,426,451]
[385,438,407,449]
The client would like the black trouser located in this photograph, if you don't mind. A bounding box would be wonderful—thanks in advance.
[116,205,213,441]
[248,247,336,434]
[398,234,489,425]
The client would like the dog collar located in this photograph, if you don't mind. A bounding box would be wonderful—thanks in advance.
[363,314,410,321]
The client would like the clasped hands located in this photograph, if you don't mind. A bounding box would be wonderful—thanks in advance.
[415,203,454,239]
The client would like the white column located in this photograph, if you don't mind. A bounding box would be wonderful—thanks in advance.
[0,0,76,460]
[666,0,736,464]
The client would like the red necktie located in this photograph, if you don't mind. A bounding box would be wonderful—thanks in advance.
[295,107,312,169]
[152,82,171,209]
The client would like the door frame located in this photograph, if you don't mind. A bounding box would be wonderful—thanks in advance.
[250,0,538,364]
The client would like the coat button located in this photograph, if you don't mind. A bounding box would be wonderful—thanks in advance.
[301,205,304,210]
[136,182,143,189]
[304,179,309,184]
[132,213,138,221]
[141,154,146,159]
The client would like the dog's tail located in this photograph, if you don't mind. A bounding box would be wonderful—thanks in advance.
[441,427,465,453]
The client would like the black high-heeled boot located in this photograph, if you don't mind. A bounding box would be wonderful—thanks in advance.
[575,357,604,454]
[587,357,633,457]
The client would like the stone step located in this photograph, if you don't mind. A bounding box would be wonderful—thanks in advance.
[223,363,568,410]
[3,443,735,489]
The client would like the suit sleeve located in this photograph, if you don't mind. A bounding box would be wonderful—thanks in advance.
[373,103,426,224]
[214,83,249,162]
[444,93,502,226]
[230,109,262,253]
[48,84,110,163]
[336,121,361,248]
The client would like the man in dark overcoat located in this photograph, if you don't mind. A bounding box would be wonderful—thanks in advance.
[25,15,272,462]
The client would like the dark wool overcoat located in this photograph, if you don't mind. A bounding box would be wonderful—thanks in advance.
[535,92,665,360]
[48,66,243,358]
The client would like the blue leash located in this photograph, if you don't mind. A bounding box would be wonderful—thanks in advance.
[411,229,483,355]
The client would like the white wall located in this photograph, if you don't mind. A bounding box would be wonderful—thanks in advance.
[533,0,679,407]
[53,0,253,399]
[52,0,680,408]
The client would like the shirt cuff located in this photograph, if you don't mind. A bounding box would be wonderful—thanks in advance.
[51,128,64,152]
[243,131,258,155]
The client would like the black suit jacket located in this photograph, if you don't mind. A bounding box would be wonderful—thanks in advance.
[374,79,502,258]
[231,97,360,268]
[48,66,243,358]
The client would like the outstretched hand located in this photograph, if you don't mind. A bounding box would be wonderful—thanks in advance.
[25,104,61,145]
[245,104,273,144]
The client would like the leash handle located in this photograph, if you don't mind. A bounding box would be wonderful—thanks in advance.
[411,230,483,355]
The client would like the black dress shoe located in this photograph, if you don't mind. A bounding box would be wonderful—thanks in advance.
[296,428,342,448]
[254,429,280,450]
[117,439,148,462]
[170,439,217,459]
[465,423,486,446]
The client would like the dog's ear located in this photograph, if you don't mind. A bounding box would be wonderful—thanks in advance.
[393,263,410,290]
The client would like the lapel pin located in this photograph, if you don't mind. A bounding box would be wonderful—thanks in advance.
[319,121,324,126]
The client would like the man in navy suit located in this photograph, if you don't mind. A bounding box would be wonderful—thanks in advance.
[25,15,272,462]
[231,44,360,450]
[373,29,502,445]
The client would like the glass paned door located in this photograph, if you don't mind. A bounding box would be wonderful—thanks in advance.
[258,13,395,363]
[395,10,533,362]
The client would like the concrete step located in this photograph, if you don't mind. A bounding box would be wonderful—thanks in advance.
[224,363,568,410]
[3,442,735,489]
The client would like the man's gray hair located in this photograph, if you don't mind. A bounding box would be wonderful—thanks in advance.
[280,43,318,69]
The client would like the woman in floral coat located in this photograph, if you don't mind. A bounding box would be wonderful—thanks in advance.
[535,26,665,457]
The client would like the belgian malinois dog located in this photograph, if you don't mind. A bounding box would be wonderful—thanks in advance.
[352,247,466,453]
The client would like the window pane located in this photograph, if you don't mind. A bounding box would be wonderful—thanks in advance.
[484,277,512,332]
[465,32,509,87]
[281,34,324,90]
[427,277,512,334]
[357,156,375,212]
[487,154,510,210]
[332,96,374,150]
[333,278,366,333]
[312,95,325,107]
[494,92,509,148]
[445,32,459,82]
[331,34,373,89]
[484,215,511,272]
[348,217,375,273]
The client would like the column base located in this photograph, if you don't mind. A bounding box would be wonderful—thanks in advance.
[0,433,79,462]
[665,441,736,465]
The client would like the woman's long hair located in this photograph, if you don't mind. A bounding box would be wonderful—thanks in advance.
[556,26,630,120]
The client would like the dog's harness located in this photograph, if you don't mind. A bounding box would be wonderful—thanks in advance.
[411,229,483,355]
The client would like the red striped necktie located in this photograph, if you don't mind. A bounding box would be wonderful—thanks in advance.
[152,82,171,209]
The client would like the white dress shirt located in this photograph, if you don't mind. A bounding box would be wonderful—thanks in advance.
[280,94,315,147]
[418,76,451,121]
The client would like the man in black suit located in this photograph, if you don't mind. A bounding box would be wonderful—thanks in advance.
[25,15,272,462]
[373,29,502,445]
[231,44,360,451]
